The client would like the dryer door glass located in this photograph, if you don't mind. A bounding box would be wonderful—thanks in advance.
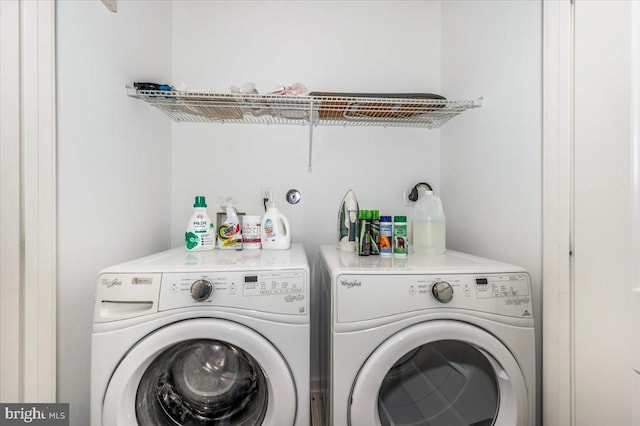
[378,340,499,426]
[135,339,268,425]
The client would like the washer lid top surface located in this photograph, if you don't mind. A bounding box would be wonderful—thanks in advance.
[101,243,309,274]
[321,245,525,275]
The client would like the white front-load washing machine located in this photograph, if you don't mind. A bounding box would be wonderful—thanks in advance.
[91,245,310,426]
[319,245,535,426]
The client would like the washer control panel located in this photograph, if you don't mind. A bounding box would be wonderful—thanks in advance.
[336,272,531,323]
[159,270,307,315]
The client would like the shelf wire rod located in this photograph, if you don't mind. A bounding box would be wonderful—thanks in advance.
[308,99,315,172]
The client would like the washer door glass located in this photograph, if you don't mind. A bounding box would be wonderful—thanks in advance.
[102,319,297,425]
[378,340,498,426]
[135,339,267,425]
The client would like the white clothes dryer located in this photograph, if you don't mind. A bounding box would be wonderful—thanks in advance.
[91,245,310,426]
[319,245,535,426]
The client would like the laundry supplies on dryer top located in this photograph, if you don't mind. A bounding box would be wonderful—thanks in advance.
[91,245,310,426]
[319,245,535,426]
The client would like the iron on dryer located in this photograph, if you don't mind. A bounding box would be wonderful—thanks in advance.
[319,245,535,426]
[91,245,310,426]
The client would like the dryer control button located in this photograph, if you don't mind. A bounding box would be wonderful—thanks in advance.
[191,279,213,301]
[432,281,454,303]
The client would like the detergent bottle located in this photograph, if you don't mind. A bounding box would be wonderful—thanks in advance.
[261,201,291,250]
[217,198,243,250]
[412,187,446,255]
[185,196,215,251]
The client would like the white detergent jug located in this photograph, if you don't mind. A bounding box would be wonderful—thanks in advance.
[261,202,291,250]
[412,187,446,255]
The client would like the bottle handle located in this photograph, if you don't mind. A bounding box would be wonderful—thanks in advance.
[279,216,289,236]
[408,182,433,201]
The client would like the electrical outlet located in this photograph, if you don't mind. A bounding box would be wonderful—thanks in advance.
[261,188,273,203]
[403,188,414,207]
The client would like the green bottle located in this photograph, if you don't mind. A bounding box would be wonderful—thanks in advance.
[393,215,408,257]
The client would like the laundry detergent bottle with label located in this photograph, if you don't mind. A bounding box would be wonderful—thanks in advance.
[412,187,446,255]
[185,196,215,251]
[261,201,291,250]
[217,198,243,250]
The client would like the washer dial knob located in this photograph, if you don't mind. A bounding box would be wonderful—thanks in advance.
[432,281,453,303]
[191,279,213,301]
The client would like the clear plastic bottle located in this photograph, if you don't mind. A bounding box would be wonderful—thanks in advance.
[412,188,446,255]
[185,196,215,251]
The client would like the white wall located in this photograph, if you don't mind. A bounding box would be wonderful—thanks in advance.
[440,0,542,423]
[169,0,443,254]
[56,1,173,423]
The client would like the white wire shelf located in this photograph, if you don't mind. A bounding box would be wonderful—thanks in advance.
[126,87,482,129]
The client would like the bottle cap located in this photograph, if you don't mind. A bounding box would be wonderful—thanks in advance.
[359,209,368,220]
[193,196,207,208]
[380,215,392,222]
[394,216,407,222]
[372,210,380,219]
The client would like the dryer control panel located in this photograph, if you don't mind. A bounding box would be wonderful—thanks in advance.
[474,275,530,300]
[335,272,532,324]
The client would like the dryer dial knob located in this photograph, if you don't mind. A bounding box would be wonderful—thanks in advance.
[432,281,453,303]
[191,279,213,301]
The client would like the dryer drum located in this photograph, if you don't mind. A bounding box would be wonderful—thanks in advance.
[377,340,499,426]
[135,339,268,425]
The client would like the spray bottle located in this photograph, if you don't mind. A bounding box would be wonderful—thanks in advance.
[217,198,243,250]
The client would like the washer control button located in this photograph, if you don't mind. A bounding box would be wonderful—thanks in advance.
[432,281,454,303]
[191,279,213,301]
